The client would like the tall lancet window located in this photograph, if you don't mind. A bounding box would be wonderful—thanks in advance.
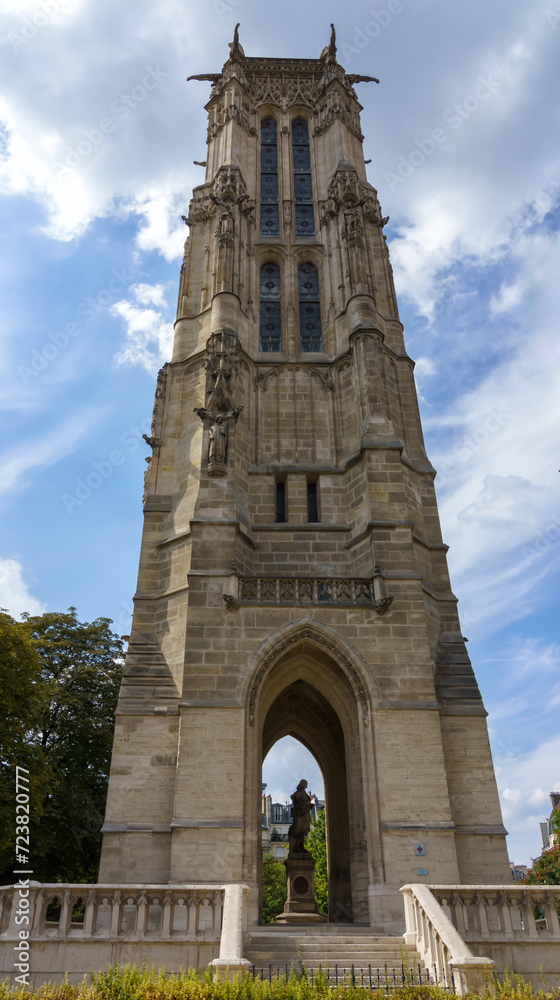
[292,118,315,237]
[260,118,279,237]
[260,263,282,352]
[298,262,322,352]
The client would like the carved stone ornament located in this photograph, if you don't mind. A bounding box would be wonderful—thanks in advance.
[206,83,254,142]
[142,365,167,505]
[248,626,370,728]
[313,87,363,142]
[213,164,247,205]
[321,164,381,228]
[194,329,243,477]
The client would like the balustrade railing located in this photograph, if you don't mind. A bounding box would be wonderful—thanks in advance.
[0,882,251,983]
[429,885,560,941]
[401,884,560,996]
[0,884,224,942]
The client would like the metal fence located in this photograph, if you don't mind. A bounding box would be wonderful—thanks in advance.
[250,962,456,990]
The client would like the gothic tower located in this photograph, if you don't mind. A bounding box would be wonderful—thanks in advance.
[99,26,510,932]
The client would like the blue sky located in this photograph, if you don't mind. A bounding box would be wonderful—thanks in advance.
[1,0,559,867]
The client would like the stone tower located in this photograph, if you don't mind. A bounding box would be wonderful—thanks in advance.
[99,26,510,932]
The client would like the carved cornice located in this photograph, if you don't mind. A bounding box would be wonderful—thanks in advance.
[200,57,365,116]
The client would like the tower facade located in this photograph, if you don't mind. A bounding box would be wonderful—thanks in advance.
[99,28,510,931]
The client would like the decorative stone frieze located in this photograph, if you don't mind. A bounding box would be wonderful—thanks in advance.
[237,575,394,611]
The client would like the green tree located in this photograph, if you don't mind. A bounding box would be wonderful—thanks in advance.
[551,805,560,838]
[0,610,53,870]
[262,854,287,923]
[306,808,328,915]
[0,608,124,883]
[525,843,560,885]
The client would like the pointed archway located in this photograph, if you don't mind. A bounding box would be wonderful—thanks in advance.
[263,679,353,920]
[247,625,377,924]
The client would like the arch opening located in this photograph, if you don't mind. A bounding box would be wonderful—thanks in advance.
[263,736,324,862]
[251,638,371,925]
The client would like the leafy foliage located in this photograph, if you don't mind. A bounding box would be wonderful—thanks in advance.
[525,842,560,884]
[262,854,287,923]
[0,962,558,1000]
[0,610,53,863]
[0,608,123,883]
[305,807,328,915]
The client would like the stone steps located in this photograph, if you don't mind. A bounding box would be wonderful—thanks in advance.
[244,928,421,973]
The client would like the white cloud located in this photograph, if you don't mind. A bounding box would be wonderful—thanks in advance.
[489,280,524,316]
[124,185,189,262]
[505,637,560,681]
[0,406,106,494]
[495,733,560,864]
[0,557,46,618]
[413,356,436,378]
[263,736,324,805]
[130,282,168,307]
[0,0,210,243]
[112,284,173,373]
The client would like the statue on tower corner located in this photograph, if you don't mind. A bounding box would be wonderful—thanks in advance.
[320,24,337,64]
[193,405,243,477]
[228,22,245,60]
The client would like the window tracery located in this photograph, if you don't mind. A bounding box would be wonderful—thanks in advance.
[259,262,281,352]
[298,262,322,352]
[260,117,279,237]
[292,118,315,237]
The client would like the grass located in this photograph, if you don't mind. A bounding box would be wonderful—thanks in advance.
[1,964,559,1000]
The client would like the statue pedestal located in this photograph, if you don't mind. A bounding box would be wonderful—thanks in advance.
[275,853,327,924]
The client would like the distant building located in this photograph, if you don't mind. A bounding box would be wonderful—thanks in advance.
[539,791,560,851]
[510,862,528,882]
[262,786,324,859]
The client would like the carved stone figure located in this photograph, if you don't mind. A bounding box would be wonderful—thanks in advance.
[219,209,234,236]
[209,415,227,464]
[193,405,243,476]
[288,779,313,855]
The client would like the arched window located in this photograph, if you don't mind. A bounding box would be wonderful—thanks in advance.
[298,262,322,352]
[260,118,279,237]
[292,119,314,237]
[260,263,281,352]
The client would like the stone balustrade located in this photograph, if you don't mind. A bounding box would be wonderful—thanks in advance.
[0,883,250,987]
[430,884,560,942]
[401,884,560,994]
